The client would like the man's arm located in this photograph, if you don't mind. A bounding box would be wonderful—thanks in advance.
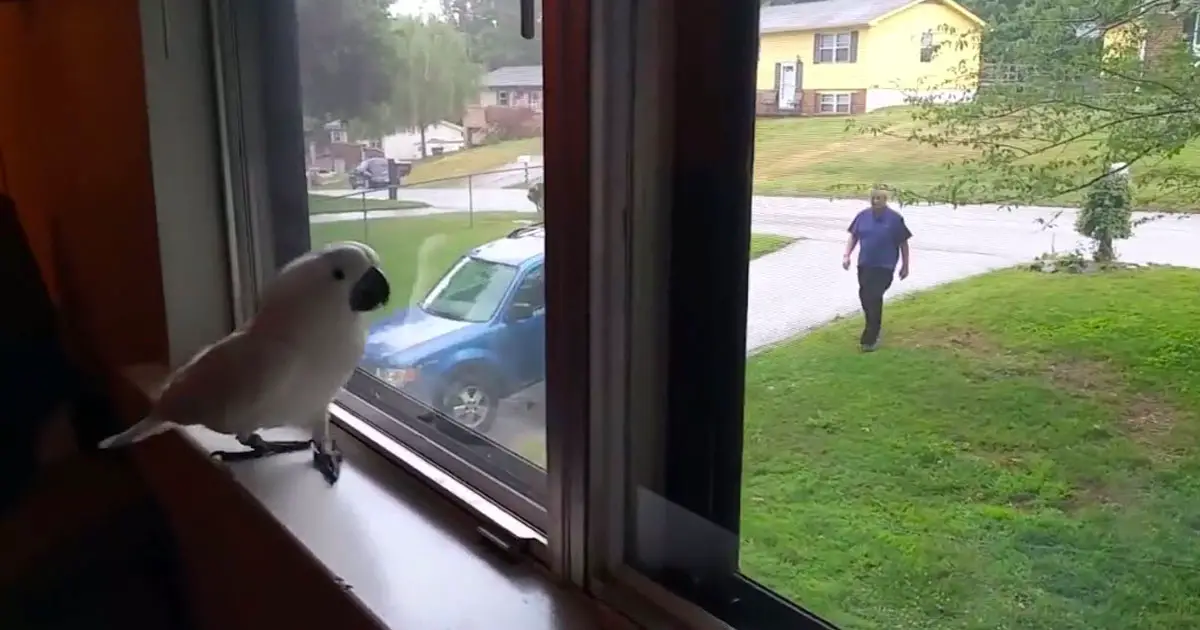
[842,216,860,269]
[844,233,859,257]
[896,216,913,276]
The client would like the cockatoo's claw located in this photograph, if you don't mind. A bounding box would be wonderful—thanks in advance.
[313,442,343,485]
[211,448,269,462]
[334,576,353,591]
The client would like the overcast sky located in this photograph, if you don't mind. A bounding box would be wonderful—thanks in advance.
[390,0,443,17]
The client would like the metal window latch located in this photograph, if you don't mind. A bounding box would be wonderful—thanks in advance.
[520,0,535,40]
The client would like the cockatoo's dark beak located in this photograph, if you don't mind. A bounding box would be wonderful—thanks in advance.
[350,266,390,312]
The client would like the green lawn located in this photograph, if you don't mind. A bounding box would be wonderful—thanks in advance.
[749,234,796,259]
[405,137,543,186]
[447,109,1200,211]
[310,213,532,320]
[753,109,1200,211]
[307,193,429,215]
[741,266,1200,630]
[311,215,796,315]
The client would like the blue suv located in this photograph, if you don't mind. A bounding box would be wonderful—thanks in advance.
[361,225,546,431]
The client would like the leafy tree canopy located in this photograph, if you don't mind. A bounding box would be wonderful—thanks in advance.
[860,0,1200,208]
[350,16,482,156]
[441,0,542,70]
[296,0,401,127]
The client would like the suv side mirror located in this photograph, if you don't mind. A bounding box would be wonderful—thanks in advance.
[507,302,538,322]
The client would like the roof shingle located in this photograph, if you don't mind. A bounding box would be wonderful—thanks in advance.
[760,0,917,33]
[482,65,544,88]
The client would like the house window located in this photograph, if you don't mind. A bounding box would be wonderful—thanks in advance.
[819,92,852,114]
[497,90,511,106]
[920,29,934,62]
[529,90,542,111]
[329,128,348,143]
[817,32,852,63]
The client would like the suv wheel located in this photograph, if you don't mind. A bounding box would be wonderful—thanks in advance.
[438,371,499,432]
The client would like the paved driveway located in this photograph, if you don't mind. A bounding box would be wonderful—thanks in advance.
[310,189,1200,451]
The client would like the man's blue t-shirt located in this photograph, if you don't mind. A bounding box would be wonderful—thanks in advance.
[848,207,912,270]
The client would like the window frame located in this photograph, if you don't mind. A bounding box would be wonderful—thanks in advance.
[818,92,851,114]
[212,0,841,626]
[497,89,511,106]
[816,31,852,63]
[920,29,934,62]
[572,0,841,628]
[210,0,554,541]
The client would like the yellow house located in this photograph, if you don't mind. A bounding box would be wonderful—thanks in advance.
[757,0,984,115]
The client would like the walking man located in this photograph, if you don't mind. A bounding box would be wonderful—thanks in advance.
[842,187,912,352]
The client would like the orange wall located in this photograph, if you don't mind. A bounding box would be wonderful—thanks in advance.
[0,0,168,373]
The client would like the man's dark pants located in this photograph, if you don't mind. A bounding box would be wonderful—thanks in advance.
[857,266,894,346]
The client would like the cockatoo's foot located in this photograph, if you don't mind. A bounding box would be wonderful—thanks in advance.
[313,440,343,485]
[212,433,314,462]
[334,576,353,591]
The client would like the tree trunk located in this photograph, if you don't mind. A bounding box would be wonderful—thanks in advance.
[419,126,428,158]
[1096,236,1115,263]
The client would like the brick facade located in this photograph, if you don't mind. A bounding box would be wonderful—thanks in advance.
[1140,13,1193,64]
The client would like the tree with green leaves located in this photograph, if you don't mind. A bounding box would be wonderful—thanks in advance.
[441,0,542,70]
[356,16,482,157]
[295,0,400,126]
[864,0,1200,211]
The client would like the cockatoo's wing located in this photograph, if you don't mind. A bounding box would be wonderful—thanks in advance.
[96,331,287,448]
[153,331,291,435]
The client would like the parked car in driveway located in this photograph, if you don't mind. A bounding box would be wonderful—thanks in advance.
[361,224,546,431]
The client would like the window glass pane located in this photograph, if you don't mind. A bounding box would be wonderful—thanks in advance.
[297,0,549,503]
[745,0,1200,628]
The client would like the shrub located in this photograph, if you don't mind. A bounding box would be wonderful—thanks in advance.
[1075,166,1132,262]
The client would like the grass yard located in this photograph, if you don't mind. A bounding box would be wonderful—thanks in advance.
[749,234,797,259]
[740,266,1200,630]
[309,212,533,321]
[311,215,797,316]
[753,109,1200,211]
[307,193,429,215]
[452,108,1200,211]
[405,138,543,186]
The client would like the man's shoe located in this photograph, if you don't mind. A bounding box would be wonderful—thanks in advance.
[861,342,878,352]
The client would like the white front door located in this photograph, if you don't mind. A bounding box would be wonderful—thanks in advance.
[778,61,798,110]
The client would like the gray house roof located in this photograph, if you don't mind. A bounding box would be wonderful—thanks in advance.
[760,0,931,33]
[482,65,544,89]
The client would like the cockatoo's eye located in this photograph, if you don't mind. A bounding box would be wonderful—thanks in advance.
[332,268,346,281]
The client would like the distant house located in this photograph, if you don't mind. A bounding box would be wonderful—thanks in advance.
[756,0,984,116]
[306,120,381,173]
[1103,10,1200,65]
[379,122,467,160]
[464,65,544,144]
[477,65,544,110]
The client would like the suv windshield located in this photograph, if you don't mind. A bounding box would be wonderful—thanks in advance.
[420,256,519,323]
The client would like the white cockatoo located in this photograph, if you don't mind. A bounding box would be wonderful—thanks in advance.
[97,241,391,484]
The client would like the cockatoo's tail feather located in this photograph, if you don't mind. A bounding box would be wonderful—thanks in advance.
[97,417,175,449]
